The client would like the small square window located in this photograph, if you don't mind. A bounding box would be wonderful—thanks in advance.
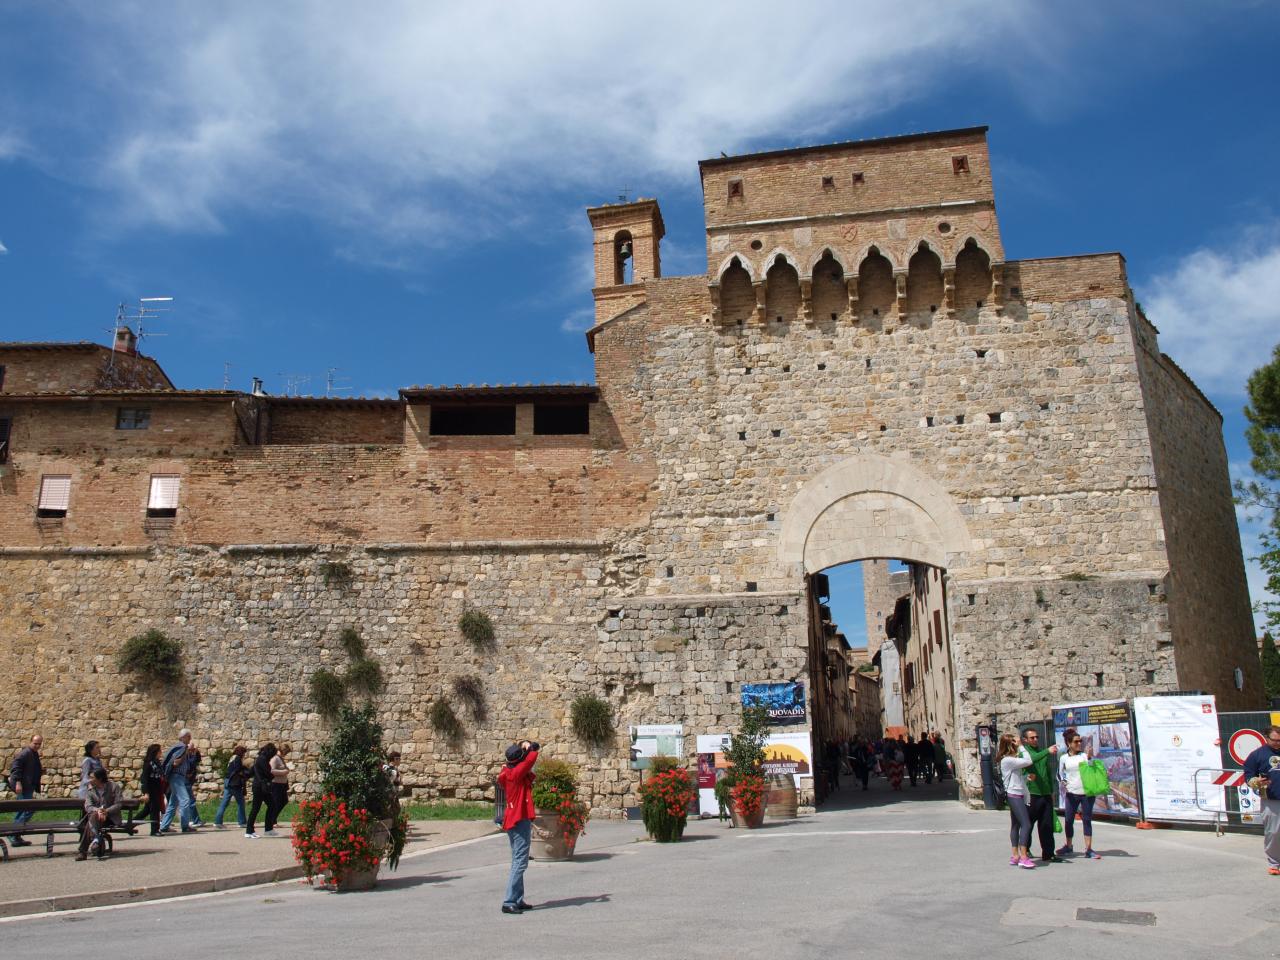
[116,407,151,430]
[952,155,970,174]
[727,178,744,200]
[821,175,835,190]
[147,474,181,518]
[988,412,1002,424]
[851,172,865,185]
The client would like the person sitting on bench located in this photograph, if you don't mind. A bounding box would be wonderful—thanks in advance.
[77,768,122,861]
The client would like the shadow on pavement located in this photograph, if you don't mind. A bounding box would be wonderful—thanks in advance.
[568,852,617,862]
[531,893,611,910]
[818,778,959,812]
[376,874,463,890]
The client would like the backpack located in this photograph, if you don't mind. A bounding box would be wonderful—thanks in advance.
[991,768,1008,809]
[493,775,507,827]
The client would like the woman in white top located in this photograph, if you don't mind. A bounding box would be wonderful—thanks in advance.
[997,733,1037,869]
[1056,728,1100,860]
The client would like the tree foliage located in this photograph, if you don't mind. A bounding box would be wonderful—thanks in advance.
[1262,632,1280,702]
[1239,342,1280,632]
[318,704,396,820]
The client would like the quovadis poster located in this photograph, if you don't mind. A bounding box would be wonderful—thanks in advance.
[742,682,807,726]
[1051,699,1139,818]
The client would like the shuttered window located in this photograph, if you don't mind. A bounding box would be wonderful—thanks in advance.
[147,475,181,517]
[0,417,10,464]
[38,475,71,518]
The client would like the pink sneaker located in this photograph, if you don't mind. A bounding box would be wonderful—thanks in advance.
[1009,855,1018,866]
[1017,857,1037,869]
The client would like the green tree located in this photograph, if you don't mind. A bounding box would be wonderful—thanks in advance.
[1239,342,1280,632]
[1261,632,1280,702]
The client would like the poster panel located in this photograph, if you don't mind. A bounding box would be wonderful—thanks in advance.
[1133,695,1220,822]
[696,734,730,816]
[694,731,813,816]
[1051,700,1139,818]
[628,724,684,771]
[742,682,807,726]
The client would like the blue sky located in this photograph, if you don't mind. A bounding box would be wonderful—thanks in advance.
[1,3,1277,635]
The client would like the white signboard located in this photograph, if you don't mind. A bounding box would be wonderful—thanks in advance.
[693,731,814,816]
[1134,695,1220,822]
[696,734,730,816]
[629,724,684,771]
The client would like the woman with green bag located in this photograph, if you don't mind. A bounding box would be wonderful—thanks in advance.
[1056,728,1101,860]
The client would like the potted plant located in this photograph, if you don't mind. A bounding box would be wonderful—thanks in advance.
[293,704,408,891]
[530,758,589,861]
[721,705,770,829]
[638,756,697,842]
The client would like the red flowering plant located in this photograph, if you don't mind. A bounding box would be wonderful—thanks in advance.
[532,759,590,846]
[292,794,383,887]
[638,763,697,842]
[730,773,767,821]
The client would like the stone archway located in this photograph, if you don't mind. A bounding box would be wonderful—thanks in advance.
[778,454,972,571]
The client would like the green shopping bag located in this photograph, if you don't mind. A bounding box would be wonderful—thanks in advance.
[1053,810,1063,833]
[1079,759,1110,797]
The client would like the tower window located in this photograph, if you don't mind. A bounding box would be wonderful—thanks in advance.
[851,172,865,185]
[116,407,151,430]
[952,155,970,174]
[727,178,744,200]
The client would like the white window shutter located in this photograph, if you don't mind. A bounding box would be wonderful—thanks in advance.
[148,475,181,509]
[38,475,72,510]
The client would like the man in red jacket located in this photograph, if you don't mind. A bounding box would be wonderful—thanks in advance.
[498,739,539,914]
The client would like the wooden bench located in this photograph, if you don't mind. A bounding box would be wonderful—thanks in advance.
[0,797,140,861]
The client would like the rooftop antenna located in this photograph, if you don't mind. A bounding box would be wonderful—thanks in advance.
[617,185,631,203]
[278,373,311,397]
[325,367,351,398]
[107,296,173,370]
[222,361,232,390]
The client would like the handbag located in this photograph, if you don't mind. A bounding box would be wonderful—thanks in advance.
[1079,759,1110,797]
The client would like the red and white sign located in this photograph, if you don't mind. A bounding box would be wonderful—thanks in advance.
[1228,729,1266,766]
[1210,771,1246,787]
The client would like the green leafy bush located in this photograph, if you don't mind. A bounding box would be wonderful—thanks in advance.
[720,704,770,787]
[430,701,463,743]
[117,629,183,684]
[339,627,365,660]
[648,755,683,774]
[315,705,406,870]
[451,674,487,722]
[310,668,347,718]
[347,658,384,696]
[531,758,578,808]
[570,694,614,747]
[319,561,353,587]
[458,609,495,651]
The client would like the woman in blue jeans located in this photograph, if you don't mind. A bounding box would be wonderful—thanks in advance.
[214,745,249,829]
[1056,729,1100,860]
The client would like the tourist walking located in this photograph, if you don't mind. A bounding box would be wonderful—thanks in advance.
[850,738,872,791]
[77,767,123,861]
[181,741,204,826]
[265,743,291,836]
[1056,728,1100,860]
[497,738,539,914]
[918,733,935,783]
[1243,724,1280,876]
[244,743,277,839]
[932,732,948,780]
[78,740,105,800]
[6,734,43,847]
[1019,729,1061,863]
[138,743,165,836]
[997,733,1036,869]
[214,745,249,829]
[886,740,905,791]
[904,735,919,787]
[159,730,196,833]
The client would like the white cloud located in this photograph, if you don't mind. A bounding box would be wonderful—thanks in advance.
[1138,226,1280,396]
[7,3,1070,253]
[0,240,7,255]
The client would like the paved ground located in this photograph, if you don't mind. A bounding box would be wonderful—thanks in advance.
[4,780,1277,958]
[0,817,497,915]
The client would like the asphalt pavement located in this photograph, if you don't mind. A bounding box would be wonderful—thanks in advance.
[3,780,1275,959]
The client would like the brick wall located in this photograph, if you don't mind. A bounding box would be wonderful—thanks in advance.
[0,346,171,393]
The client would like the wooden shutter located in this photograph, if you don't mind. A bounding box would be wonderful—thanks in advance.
[148,475,181,510]
[39,475,72,511]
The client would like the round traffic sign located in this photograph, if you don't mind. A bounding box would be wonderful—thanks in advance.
[1229,728,1266,765]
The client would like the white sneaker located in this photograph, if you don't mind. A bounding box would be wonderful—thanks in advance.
[263,829,279,837]
[244,832,259,839]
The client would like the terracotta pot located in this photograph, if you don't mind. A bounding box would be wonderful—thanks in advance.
[730,804,766,829]
[335,864,380,892]
[530,810,580,861]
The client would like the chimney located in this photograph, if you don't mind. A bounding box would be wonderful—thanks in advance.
[251,377,265,396]
[113,325,138,356]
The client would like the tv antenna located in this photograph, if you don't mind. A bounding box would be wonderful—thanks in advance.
[222,361,233,390]
[617,185,631,203]
[108,296,173,369]
[325,367,351,398]
[278,373,311,397]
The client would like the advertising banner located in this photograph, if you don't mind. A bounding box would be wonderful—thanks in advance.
[1051,700,1139,818]
[1133,695,1220,822]
[742,682,807,726]
[628,724,683,771]
[694,731,813,816]
[762,732,813,779]
[696,734,730,816]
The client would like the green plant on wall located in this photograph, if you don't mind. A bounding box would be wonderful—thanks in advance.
[319,560,353,587]
[430,700,463,744]
[339,626,365,659]
[570,694,614,748]
[347,658,384,696]
[117,629,184,685]
[451,674,487,722]
[459,609,495,652]
[310,668,347,718]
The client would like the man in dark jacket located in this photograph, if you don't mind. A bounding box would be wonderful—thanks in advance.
[8,734,43,847]
[1020,729,1062,862]
[1243,724,1280,875]
[497,739,539,914]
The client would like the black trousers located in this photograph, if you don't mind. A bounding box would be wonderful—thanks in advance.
[267,784,287,831]
[247,786,269,833]
[1027,794,1054,858]
[139,786,165,834]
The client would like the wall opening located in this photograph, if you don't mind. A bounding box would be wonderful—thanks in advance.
[812,251,846,323]
[904,244,943,319]
[720,257,754,326]
[954,239,992,314]
[533,402,590,435]
[764,255,802,324]
[613,230,634,285]
[430,405,517,436]
[857,248,894,322]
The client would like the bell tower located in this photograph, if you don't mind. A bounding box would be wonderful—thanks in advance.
[586,198,664,326]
